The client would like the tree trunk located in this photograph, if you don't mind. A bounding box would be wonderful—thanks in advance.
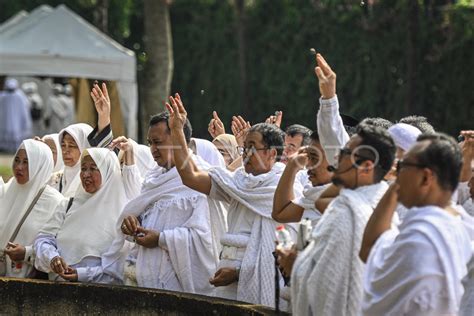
[234,0,249,117]
[405,0,419,115]
[141,0,174,141]
[94,0,109,33]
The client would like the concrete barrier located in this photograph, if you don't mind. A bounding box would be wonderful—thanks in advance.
[0,278,288,315]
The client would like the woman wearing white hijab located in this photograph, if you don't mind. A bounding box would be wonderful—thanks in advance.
[57,123,93,197]
[41,133,64,188]
[34,148,127,282]
[0,139,63,278]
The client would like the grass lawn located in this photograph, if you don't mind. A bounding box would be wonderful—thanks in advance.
[0,165,12,182]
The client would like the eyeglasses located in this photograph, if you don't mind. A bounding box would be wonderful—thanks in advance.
[237,145,269,156]
[337,147,373,163]
[396,160,426,174]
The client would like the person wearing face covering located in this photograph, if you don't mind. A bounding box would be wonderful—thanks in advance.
[34,148,127,282]
[0,139,63,278]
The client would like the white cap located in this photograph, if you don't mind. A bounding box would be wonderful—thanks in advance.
[388,123,422,152]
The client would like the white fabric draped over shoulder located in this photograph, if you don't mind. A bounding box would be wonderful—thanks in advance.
[208,162,299,306]
[42,133,64,173]
[58,123,93,197]
[362,205,473,316]
[0,139,63,278]
[292,181,331,226]
[39,148,126,266]
[291,182,389,316]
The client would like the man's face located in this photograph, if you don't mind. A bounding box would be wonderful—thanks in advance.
[281,134,304,164]
[331,135,363,189]
[147,122,174,169]
[306,140,332,186]
[396,142,432,208]
[243,131,276,175]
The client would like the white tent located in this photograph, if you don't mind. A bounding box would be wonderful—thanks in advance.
[0,4,138,139]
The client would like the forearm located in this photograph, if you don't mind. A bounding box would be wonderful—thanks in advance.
[460,156,472,182]
[273,165,302,222]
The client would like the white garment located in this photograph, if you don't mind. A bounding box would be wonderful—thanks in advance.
[42,133,64,173]
[0,139,63,278]
[192,138,226,168]
[388,123,421,152]
[104,163,216,295]
[291,182,388,316]
[293,182,330,226]
[208,162,299,307]
[58,123,93,197]
[362,205,473,316]
[316,95,350,167]
[39,148,126,266]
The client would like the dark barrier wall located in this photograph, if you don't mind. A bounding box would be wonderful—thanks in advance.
[0,278,288,315]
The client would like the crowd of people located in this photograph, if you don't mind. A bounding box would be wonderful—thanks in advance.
[0,53,473,316]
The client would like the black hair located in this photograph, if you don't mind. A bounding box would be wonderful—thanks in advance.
[415,133,462,192]
[399,115,435,134]
[149,111,193,144]
[360,117,394,130]
[248,123,285,157]
[285,124,312,146]
[309,130,320,143]
[355,123,396,182]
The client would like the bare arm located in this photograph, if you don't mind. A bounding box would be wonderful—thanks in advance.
[272,150,306,223]
[166,94,212,195]
[359,183,399,263]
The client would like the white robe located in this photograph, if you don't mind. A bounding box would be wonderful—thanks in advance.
[362,205,473,316]
[0,139,63,278]
[291,182,388,316]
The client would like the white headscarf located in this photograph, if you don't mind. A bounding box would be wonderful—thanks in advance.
[42,133,64,173]
[0,139,56,248]
[388,123,422,152]
[192,138,226,168]
[41,148,127,265]
[58,123,93,197]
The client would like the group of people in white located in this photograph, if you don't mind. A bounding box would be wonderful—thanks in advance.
[1,53,473,316]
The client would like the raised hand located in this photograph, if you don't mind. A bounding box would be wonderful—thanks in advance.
[90,82,111,131]
[165,93,187,131]
[265,111,283,127]
[287,147,310,171]
[109,136,135,165]
[314,53,336,100]
[208,111,226,139]
[231,115,251,147]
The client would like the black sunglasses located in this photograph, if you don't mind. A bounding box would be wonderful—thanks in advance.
[396,160,426,174]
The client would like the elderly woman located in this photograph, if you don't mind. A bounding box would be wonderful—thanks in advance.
[0,139,63,278]
[34,148,127,283]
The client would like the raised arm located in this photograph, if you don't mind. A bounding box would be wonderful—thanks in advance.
[89,83,113,147]
[272,148,307,223]
[166,94,212,195]
[359,182,399,262]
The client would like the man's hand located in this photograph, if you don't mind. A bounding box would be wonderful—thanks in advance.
[165,93,187,131]
[209,267,239,287]
[50,256,69,275]
[208,111,226,139]
[121,215,140,236]
[231,116,251,147]
[459,130,474,182]
[134,227,160,249]
[275,245,298,278]
[90,82,111,132]
[60,267,78,282]
[265,111,283,127]
[287,147,309,172]
[314,53,336,100]
[4,242,26,262]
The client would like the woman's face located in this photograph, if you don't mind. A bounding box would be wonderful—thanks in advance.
[61,133,81,167]
[80,155,102,194]
[44,138,58,166]
[213,140,233,166]
[13,149,29,185]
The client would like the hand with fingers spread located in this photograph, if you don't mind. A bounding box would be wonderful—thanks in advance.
[121,215,140,236]
[4,242,26,262]
[134,227,160,248]
[265,111,283,127]
[109,136,135,165]
[90,82,111,131]
[231,116,251,147]
[314,53,336,100]
[165,93,187,131]
[50,256,69,275]
[208,111,226,139]
[287,147,309,172]
[209,267,239,287]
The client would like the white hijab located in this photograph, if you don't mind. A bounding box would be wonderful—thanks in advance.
[42,133,64,173]
[58,123,93,197]
[0,139,57,248]
[40,148,127,265]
